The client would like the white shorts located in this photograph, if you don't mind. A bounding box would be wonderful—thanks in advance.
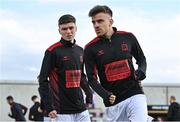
[105,94,149,122]
[44,110,90,122]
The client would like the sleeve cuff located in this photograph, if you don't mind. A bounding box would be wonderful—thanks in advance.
[135,70,146,80]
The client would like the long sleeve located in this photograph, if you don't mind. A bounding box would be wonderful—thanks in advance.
[84,47,112,101]
[8,109,15,119]
[80,64,93,104]
[20,104,27,115]
[130,33,147,80]
[167,104,174,120]
[28,108,34,121]
[11,106,18,119]
[38,50,55,114]
[8,114,14,119]
[11,103,26,121]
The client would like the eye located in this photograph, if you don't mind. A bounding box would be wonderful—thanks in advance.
[92,21,95,24]
[69,26,74,30]
[61,28,67,31]
[97,19,104,23]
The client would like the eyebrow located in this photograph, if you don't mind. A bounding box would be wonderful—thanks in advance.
[92,18,105,22]
[61,26,74,30]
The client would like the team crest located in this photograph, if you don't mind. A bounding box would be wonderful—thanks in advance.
[121,43,128,51]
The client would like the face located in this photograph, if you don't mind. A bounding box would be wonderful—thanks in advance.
[58,22,77,41]
[7,99,13,105]
[91,12,113,37]
[170,98,174,103]
[33,98,38,103]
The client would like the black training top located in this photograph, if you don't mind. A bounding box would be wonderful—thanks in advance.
[167,102,180,121]
[9,102,27,121]
[84,27,147,107]
[38,38,92,114]
[29,102,43,121]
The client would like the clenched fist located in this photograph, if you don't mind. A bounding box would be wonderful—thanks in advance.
[48,110,57,118]
[109,94,116,104]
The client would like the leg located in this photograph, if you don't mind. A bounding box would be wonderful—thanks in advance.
[43,117,56,122]
[127,94,148,122]
[105,100,129,122]
[44,115,73,122]
[75,110,91,122]
[56,114,73,121]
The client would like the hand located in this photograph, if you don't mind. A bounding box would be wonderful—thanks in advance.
[134,72,138,80]
[38,107,43,113]
[48,110,57,118]
[109,95,116,104]
[86,103,93,108]
[8,113,12,117]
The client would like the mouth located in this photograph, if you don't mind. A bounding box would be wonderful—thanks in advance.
[95,28,100,31]
[67,35,73,38]
[95,29,101,34]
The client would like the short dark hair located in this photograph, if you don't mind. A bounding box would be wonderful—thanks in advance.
[58,14,76,26]
[31,95,38,101]
[6,96,13,100]
[170,96,176,101]
[88,5,113,17]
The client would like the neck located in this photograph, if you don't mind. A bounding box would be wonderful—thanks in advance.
[64,38,74,42]
[105,27,114,39]
[9,102,14,106]
[70,39,74,43]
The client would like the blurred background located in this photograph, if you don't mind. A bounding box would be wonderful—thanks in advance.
[0,0,180,121]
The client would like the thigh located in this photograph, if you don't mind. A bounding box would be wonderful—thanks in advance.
[105,101,129,122]
[75,110,91,122]
[43,117,55,122]
[44,114,74,122]
[127,94,148,122]
[56,114,74,122]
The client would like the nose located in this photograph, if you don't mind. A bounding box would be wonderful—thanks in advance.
[66,28,71,33]
[93,22,99,28]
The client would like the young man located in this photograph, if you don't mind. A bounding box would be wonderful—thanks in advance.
[84,5,148,121]
[29,95,44,121]
[167,96,180,121]
[38,14,92,122]
[6,96,27,121]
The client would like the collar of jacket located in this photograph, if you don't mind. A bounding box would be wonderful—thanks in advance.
[10,102,15,107]
[34,102,40,105]
[99,27,117,40]
[60,38,76,47]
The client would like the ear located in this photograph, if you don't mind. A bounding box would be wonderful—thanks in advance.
[110,18,114,26]
[58,28,61,35]
[75,25,77,32]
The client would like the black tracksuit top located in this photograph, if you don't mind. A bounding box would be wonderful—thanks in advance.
[84,27,147,107]
[167,102,180,121]
[38,38,92,114]
[29,102,43,121]
[9,102,27,121]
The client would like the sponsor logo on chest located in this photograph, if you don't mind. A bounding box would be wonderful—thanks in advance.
[63,56,70,61]
[97,50,105,56]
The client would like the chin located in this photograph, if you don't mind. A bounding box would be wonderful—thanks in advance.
[96,33,102,37]
[65,38,73,41]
